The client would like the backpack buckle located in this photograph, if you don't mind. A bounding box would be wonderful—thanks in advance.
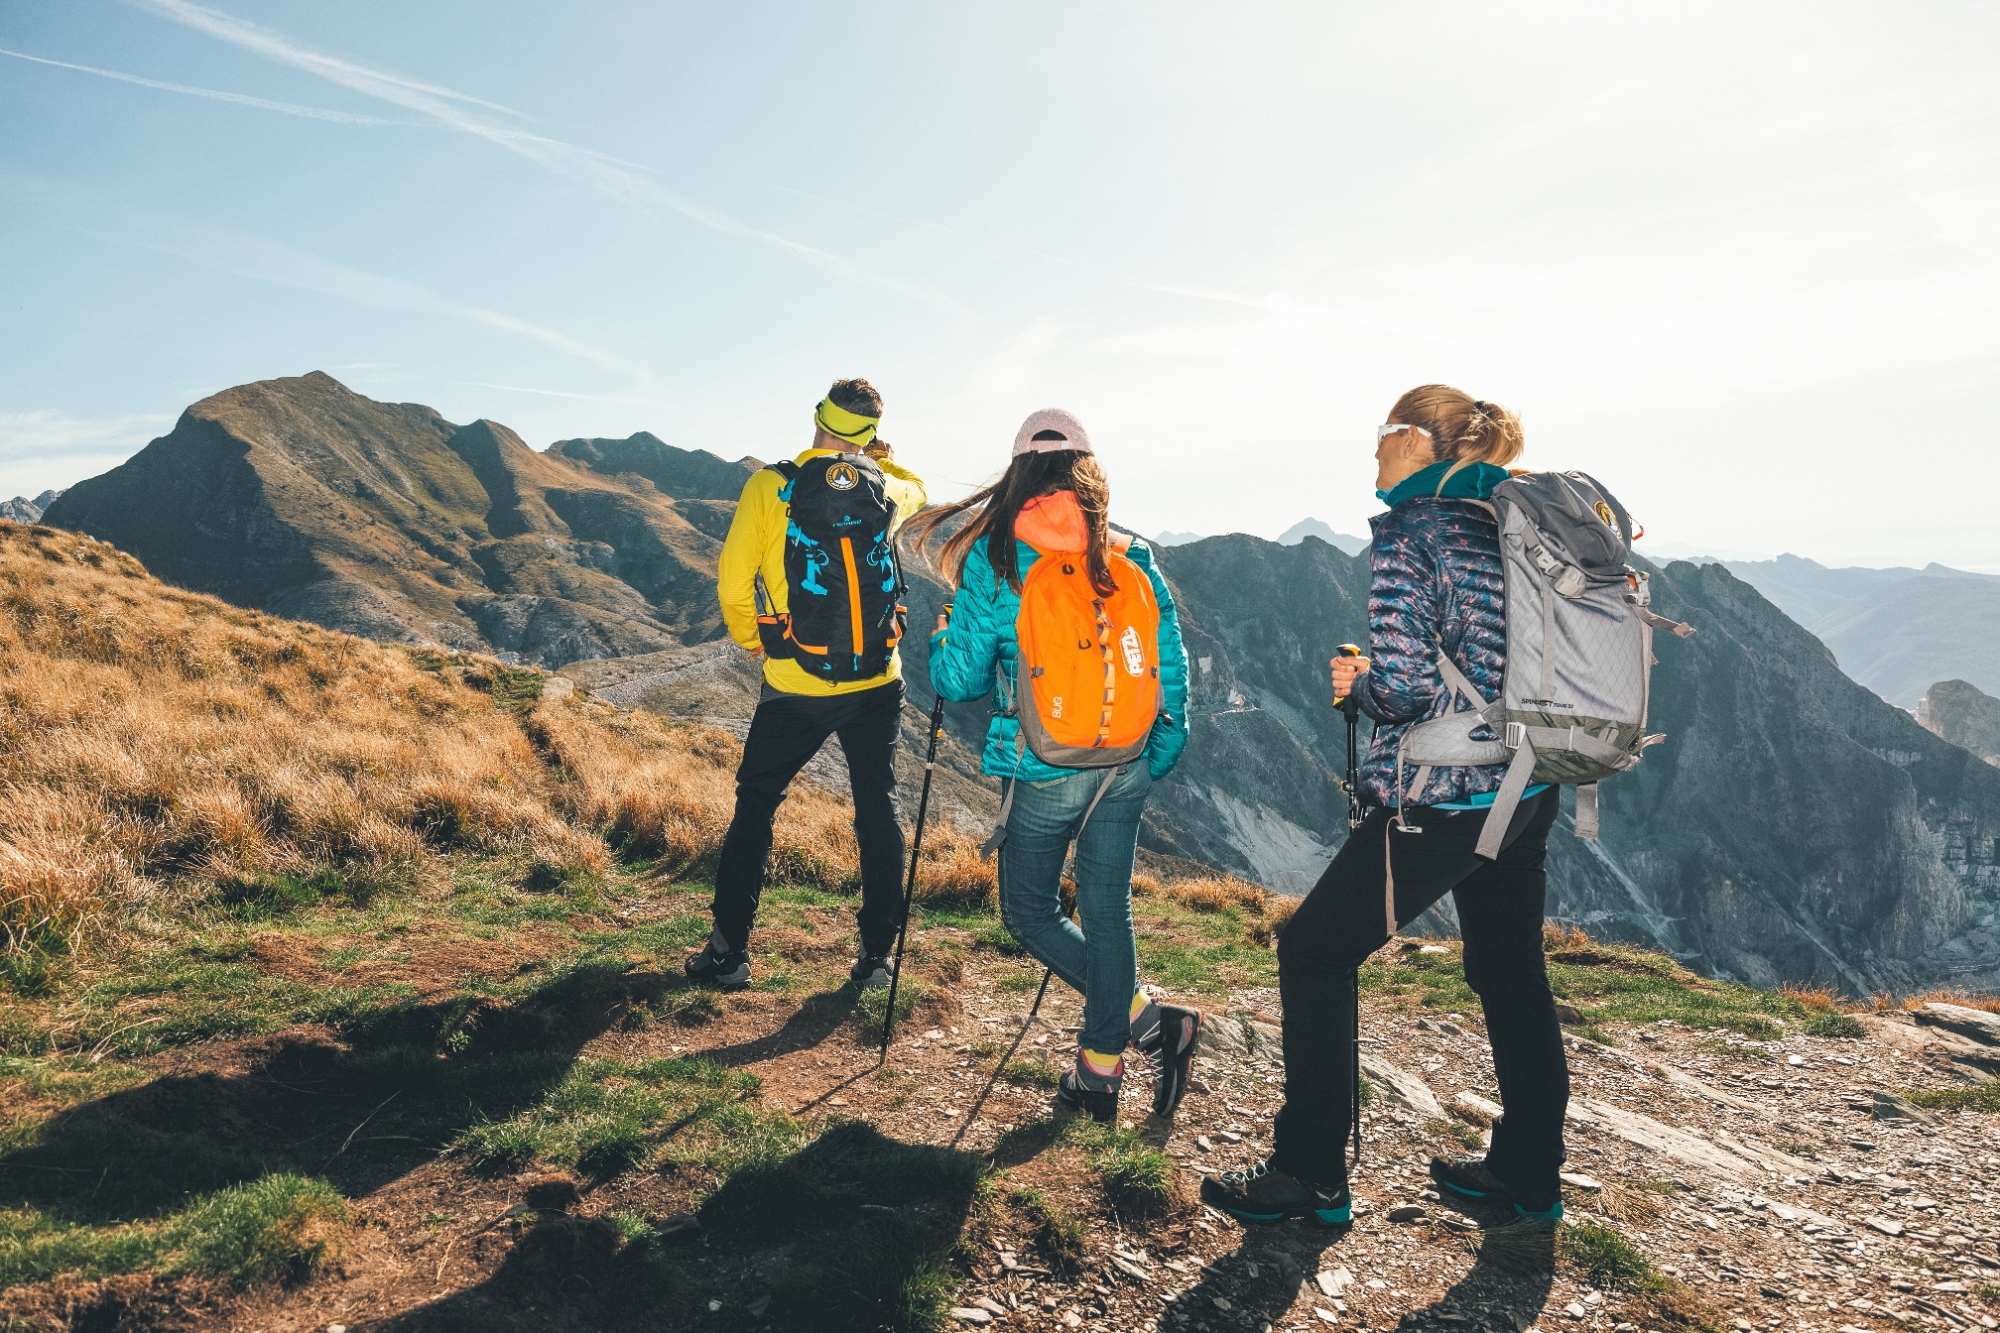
[1503,722,1526,749]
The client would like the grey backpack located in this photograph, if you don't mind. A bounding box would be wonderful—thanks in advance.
[1394,471,1695,859]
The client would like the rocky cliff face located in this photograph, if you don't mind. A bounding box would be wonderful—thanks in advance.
[1920,680,2000,767]
[42,374,735,665]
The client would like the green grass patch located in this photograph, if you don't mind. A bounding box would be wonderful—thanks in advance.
[855,975,929,1039]
[1905,1080,2000,1113]
[1066,1120,1180,1218]
[1008,1186,1084,1271]
[1805,1011,1867,1039]
[1135,936,1276,993]
[1558,1221,1670,1293]
[457,1057,785,1174]
[0,1172,347,1291]
[1000,1058,1062,1090]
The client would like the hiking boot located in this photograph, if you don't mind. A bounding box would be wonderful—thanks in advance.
[1200,1160,1352,1226]
[1055,1055,1122,1124]
[1430,1155,1563,1221]
[1134,1003,1202,1121]
[684,939,752,991]
[850,952,896,990]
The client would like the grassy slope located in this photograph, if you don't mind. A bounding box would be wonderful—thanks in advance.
[0,517,1909,1330]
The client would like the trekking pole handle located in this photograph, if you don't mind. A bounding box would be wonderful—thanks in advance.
[1331,643,1366,715]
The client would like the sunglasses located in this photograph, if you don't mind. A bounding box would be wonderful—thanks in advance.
[1377,423,1433,442]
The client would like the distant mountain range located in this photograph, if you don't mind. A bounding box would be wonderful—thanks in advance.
[1155,517,1369,554]
[1641,552,2000,708]
[27,373,2000,993]
[0,489,66,523]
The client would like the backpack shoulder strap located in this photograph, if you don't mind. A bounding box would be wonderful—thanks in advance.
[766,460,800,482]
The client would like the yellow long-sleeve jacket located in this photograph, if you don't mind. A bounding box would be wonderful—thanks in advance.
[716,447,928,696]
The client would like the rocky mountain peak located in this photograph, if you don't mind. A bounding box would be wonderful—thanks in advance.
[40,374,725,665]
[1919,680,2000,767]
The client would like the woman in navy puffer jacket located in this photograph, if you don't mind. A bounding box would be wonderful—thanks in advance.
[1204,385,1571,1229]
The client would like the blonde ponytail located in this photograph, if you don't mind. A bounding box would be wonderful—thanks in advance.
[1389,385,1524,491]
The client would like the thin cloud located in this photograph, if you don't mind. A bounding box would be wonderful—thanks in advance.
[0,47,405,123]
[132,0,952,307]
[115,225,654,382]
[0,410,173,460]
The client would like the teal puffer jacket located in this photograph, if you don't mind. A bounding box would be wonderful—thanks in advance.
[928,535,1190,783]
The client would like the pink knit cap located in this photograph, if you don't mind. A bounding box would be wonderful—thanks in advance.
[1011,408,1093,457]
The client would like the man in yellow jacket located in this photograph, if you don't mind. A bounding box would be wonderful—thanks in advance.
[687,378,928,991]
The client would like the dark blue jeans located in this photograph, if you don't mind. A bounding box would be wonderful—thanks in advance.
[996,764,1153,1058]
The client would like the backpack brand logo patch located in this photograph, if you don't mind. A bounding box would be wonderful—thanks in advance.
[1120,625,1146,677]
[826,462,860,491]
[1593,500,1616,528]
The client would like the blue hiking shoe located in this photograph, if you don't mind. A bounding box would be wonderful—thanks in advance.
[1430,1155,1562,1221]
[1200,1160,1352,1226]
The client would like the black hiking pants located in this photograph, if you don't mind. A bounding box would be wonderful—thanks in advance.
[711,679,905,957]
[1272,788,1566,1195]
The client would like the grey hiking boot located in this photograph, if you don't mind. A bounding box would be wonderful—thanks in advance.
[1055,1054,1123,1124]
[684,936,751,991]
[849,952,896,990]
[1200,1159,1353,1225]
[1134,1003,1202,1120]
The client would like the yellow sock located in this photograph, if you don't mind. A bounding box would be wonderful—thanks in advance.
[1081,1048,1123,1077]
[1129,989,1150,1022]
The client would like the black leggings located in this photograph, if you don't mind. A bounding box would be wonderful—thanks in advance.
[1271,788,1566,1192]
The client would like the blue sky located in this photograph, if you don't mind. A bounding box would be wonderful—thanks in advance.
[3,2,1997,568]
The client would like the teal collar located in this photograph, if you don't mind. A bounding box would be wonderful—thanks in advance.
[1377,460,1511,507]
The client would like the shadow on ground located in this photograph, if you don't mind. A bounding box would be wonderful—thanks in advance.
[0,960,667,1226]
[1157,1196,1555,1333]
[3,963,989,1332]
[358,1121,985,1333]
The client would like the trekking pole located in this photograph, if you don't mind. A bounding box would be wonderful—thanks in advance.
[1333,643,1366,1168]
[881,688,950,1059]
[1333,643,1365,832]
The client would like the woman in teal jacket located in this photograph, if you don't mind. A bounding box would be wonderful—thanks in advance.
[914,409,1196,1126]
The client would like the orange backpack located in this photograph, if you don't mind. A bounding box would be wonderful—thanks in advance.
[1012,539,1163,768]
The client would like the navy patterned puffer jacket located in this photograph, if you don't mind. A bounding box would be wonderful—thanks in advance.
[1355,496,1510,807]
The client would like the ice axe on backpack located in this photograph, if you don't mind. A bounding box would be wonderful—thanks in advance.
[881,687,950,1059]
[1332,642,1367,1168]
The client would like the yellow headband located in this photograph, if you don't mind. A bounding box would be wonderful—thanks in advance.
[814,396,879,446]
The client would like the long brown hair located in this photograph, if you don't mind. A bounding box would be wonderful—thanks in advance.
[908,450,1116,595]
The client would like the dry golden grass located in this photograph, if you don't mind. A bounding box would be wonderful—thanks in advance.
[1876,988,2000,1015]
[1779,981,1842,1013]
[0,522,609,949]
[1132,871,1293,946]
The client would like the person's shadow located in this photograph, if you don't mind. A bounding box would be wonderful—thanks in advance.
[1157,1201,1554,1332]
[355,1119,987,1332]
